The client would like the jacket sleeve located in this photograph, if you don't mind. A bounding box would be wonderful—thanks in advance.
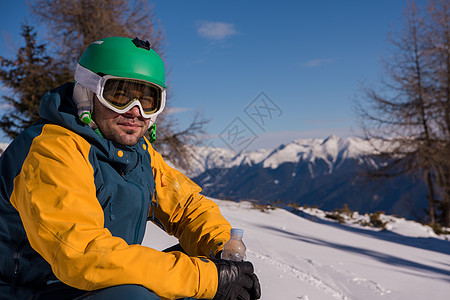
[10,125,219,300]
[147,141,231,258]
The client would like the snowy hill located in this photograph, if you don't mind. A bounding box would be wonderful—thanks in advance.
[188,136,428,221]
[143,199,450,300]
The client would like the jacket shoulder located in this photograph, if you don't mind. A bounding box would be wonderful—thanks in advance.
[32,124,92,155]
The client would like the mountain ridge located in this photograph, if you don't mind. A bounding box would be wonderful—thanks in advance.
[187,135,378,176]
[188,135,428,221]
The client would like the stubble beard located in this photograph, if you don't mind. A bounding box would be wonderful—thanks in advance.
[105,127,143,146]
[92,100,147,146]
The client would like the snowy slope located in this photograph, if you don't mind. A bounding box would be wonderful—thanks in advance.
[143,199,450,300]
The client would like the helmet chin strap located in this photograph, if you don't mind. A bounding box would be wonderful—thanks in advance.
[73,82,104,137]
[148,124,156,143]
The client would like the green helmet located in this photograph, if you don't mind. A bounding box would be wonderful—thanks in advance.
[78,36,166,88]
[73,37,166,132]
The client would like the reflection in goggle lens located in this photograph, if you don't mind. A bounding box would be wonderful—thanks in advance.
[103,79,161,114]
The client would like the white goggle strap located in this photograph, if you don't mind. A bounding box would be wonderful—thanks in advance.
[74,63,104,95]
[74,64,105,132]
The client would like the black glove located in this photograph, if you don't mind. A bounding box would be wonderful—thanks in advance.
[211,259,261,300]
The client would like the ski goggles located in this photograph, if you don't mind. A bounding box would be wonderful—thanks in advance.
[98,76,165,118]
[74,64,166,119]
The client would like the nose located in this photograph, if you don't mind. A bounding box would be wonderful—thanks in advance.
[124,105,143,118]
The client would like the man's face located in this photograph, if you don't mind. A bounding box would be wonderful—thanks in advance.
[92,95,150,146]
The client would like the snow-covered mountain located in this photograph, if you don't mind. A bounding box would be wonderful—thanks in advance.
[144,199,450,300]
[188,135,376,176]
[188,135,428,221]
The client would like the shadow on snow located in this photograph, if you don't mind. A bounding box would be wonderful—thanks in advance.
[255,209,450,282]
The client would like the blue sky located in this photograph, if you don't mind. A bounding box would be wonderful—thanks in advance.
[0,0,426,151]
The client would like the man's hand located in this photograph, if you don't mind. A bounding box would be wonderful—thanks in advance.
[211,259,261,300]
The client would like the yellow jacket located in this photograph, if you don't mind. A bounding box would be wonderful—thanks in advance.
[3,83,231,299]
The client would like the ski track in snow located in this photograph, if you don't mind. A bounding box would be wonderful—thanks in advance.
[249,249,391,299]
[323,262,391,297]
[350,277,391,296]
[248,250,349,300]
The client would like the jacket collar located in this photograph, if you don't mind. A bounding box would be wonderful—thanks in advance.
[39,82,148,173]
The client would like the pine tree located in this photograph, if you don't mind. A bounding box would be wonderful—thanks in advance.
[0,25,71,138]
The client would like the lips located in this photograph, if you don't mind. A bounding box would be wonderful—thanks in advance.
[118,122,140,127]
[117,121,142,131]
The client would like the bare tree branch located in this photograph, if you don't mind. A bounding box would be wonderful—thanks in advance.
[355,0,450,226]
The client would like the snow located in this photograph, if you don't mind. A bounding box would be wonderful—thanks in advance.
[261,135,376,170]
[143,199,450,300]
[186,136,380,177]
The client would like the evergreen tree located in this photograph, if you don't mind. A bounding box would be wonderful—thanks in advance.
[0,25,71,138]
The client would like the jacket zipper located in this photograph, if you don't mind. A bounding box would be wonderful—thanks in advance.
[11,239,28,291]
[127,180,146,244]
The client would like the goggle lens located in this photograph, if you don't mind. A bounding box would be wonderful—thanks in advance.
[102,79,161,114]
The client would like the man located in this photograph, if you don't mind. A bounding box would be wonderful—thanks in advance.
[0,37,261,300]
